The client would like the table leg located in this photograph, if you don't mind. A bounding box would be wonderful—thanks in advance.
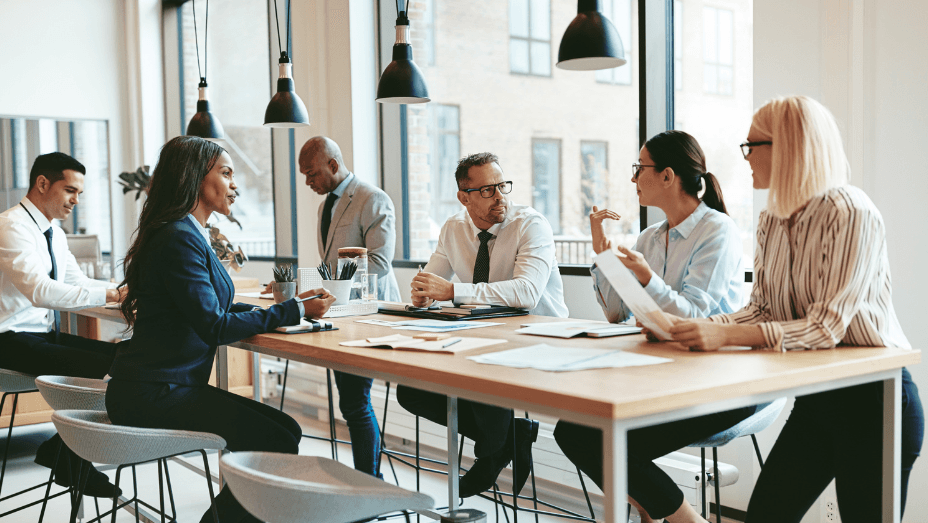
[602,419,628,523]
[882,368,902,523]
[252,353,261,400]
[447,396,460,511]
[216,346,229,392]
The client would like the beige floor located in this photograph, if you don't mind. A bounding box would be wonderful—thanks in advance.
[0,420,608,523]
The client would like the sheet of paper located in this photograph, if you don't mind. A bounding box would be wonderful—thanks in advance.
[340,336,506,354]
[515,321,641,338]
[236,291,273,299]
[467,344,672,371]
[592,251,674,340]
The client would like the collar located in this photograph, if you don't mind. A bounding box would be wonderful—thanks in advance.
[466,210,505,240]
[330,172,355,199]
[19,197,52,232]
[660,201,710,240]
[186,214,212,244]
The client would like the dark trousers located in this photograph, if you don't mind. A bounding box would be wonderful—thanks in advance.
[396,385,513,458]
[332,371,382,477]
[106,379,302,523]
[0,330,118,468]
[553,405,758,519]
[745,368,923,523]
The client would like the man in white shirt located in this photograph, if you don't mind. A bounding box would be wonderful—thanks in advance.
[398,152,567,499]
[0,152,124,497]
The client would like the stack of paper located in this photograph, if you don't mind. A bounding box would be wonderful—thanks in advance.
[516,321,642,338]
[340,334,506,354]
[468,344,672,371]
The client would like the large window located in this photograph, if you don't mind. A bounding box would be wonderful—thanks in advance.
[509,0,552,76]
[428,104,461,244]
[580,141,608,233]
[532,139,561,234]
[595,0,633,85]
[178,0,276,258]
[702,6,734,95]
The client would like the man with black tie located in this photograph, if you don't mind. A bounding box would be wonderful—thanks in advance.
[300,136,400,479]
[0,152,124,496]
[398,152,568,498]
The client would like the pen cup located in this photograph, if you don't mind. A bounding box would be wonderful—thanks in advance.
[362,273,378,302]
[271,282,297,303]
[325,280,353,306]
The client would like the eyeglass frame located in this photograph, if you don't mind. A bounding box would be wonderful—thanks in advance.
[460,180,514,198]
[631,163,657,180]
[740,141,772,159]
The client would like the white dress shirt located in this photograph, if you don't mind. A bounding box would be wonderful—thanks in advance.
[423,204,569,317]
[592,202,744,322]
[0,198,115,334]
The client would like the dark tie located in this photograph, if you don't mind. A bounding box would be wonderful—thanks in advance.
[473,230,493,284]
[43,228,61,338]
[320,192,338,250]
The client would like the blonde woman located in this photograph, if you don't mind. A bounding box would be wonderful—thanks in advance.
[665,96,923,522]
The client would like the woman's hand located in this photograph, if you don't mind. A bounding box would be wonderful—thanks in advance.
[299,288,336,319]
[615,245,653,286]
[637,314,685,342]
[669,319,730,351]
[590,206,621,255]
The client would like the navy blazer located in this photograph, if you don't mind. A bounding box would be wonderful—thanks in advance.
[109,217,301,386]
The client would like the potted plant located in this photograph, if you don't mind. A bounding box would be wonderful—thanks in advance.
[271,264,297,303]
[209,226,248,272]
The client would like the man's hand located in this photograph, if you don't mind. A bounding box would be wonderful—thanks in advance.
[105,286,127,304]
[615,245,653,286]
[411,272,454,303]
[299,288,336,319]
[590,206,621,255]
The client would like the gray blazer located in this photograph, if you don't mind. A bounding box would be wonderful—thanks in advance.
[317,175,401,302]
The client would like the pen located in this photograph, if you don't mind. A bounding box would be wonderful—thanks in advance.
[296,293,324,303]
[441,338,461,348]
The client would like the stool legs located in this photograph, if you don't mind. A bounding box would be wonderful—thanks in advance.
[712,447,722,523]
[0,392,19,494]
[200,450,220,523]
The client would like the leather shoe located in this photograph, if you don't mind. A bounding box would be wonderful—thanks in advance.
[35,435,122,498]
[458,418,539,498]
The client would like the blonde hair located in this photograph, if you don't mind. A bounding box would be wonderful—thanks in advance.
[751,96,849,218]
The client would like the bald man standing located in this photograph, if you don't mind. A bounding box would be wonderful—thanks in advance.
[300,136,400,478]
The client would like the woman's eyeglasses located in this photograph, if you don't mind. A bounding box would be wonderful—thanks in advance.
[632,163,656,180]
[461,181,513,198]
[740,141,772,159]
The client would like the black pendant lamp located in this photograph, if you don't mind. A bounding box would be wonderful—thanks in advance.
[556,0,627,71]
[376,0,430,104]
[186,0,225,140]
[264,0,310,128]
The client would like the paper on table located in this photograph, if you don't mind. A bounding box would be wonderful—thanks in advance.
[340,334,506,354]
[467,344,672,371]
[516,321,641,338]
[236,291,273,299]
[355,319,504,332]
[592,250,674,340]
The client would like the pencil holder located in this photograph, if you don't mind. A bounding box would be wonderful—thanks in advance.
[324,280,353,306]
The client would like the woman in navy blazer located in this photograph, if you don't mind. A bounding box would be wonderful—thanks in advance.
[107,136,334,523]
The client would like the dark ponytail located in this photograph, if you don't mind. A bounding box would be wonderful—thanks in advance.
[644,130,728,215]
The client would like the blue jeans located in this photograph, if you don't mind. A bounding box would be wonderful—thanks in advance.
[333,371,382,478]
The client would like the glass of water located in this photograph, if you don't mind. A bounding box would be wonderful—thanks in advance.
[362,273,378,302]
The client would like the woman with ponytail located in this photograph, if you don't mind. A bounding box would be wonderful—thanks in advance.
[554,131,750,523]
[589,129,744,323]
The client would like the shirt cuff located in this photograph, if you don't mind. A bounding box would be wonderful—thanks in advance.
[642,272,667,297]
[453,282,476,304]
[296,300,305,317]
[91,287,108,307]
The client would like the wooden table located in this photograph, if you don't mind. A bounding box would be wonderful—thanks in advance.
[76,302,920,523]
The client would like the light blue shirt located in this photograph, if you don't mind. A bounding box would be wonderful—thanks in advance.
[591,202,743,323]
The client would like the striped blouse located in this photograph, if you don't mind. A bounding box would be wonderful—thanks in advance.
[709,186,910,352]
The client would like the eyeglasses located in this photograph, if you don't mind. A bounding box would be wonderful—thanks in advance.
[740,141,772,159]
[461,181,513,198]
[631,163,656,180]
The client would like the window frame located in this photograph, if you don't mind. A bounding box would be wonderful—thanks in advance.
[530,137,563,235]
[595,0,634,86]
[508,0,553,78]
[702,5,735,96]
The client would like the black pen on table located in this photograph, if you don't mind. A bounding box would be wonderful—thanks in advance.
[441,338,461,348]
[296,293,324,303]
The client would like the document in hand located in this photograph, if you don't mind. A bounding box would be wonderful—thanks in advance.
[340,334,506,354]
[592,250,674,340]
[468,344,672,371]
[516,321,642,338]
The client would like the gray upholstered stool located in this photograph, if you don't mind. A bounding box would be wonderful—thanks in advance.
[220,451,435,523]
[35,376,107,412]
[688,397,788,521]
[0,368,64,520]
[52,409,226,523]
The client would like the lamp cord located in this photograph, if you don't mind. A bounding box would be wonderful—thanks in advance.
[192,0,209,80]
[273,0,282,55]
[287,0,291,57]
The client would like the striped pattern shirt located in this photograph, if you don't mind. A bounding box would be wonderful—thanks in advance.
[709,186,910,352]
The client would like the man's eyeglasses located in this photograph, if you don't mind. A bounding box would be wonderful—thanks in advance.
[461,181,513,198]
[632,163,656,180]
[740,141,772,159]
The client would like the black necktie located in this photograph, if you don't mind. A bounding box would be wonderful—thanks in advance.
[321,193,338,250]
[473,230,493,284]
[43,227,61,338]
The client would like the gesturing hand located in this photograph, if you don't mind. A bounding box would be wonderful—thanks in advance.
[411,272,454,303]
[590,206,621,255]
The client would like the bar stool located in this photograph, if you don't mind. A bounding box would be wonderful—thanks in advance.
[688,398,787,522]
[52,409,226,523]
[220,451,434,523]
[0,368,67,521]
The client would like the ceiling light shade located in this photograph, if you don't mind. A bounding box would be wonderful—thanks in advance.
[557,0,627,71]
[376,13,430,104]
[186,79,225,140]
[264,53,310,128]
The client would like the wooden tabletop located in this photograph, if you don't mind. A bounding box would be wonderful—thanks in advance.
[82,299,920,423]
